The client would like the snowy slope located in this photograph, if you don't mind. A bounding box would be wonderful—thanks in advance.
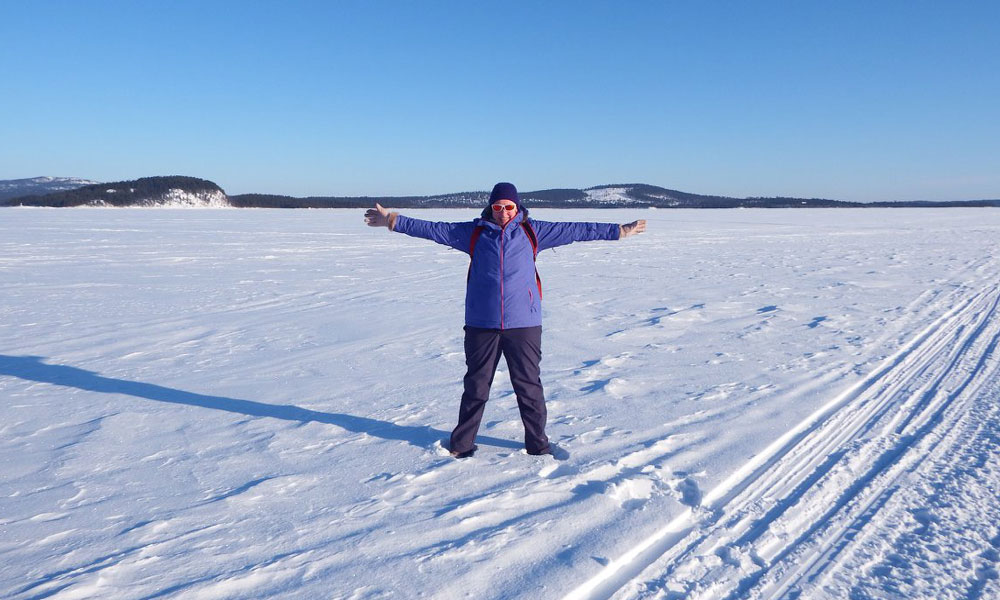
[82,188,231,208]
[1,208,999,600]
[584,187,639,205]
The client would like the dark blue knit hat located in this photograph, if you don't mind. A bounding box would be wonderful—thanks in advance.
[489,182,520,208]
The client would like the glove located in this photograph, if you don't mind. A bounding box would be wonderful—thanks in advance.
[620,219,647,239]
[365,203,399,230]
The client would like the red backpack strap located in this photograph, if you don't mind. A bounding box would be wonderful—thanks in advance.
[467,226,484,283]
[521,221,539,259]
[521,221,542,300]
[469,225,484,257]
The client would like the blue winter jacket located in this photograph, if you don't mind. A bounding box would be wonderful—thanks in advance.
[392,207,620,329]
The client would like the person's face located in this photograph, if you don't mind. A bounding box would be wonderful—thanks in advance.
[492,199,517,226]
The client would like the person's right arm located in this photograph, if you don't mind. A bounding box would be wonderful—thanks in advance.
[365,203,476,253]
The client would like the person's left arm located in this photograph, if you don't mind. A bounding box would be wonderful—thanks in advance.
[531,219,646,251]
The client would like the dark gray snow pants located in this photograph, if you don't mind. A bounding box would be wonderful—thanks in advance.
[449,325,550,455]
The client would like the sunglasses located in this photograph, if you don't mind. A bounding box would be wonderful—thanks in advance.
[492,204,517,212]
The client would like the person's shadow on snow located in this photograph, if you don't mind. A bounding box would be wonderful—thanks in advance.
[0,355,521,451]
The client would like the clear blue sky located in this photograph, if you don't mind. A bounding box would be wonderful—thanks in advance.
[2,1,997,201]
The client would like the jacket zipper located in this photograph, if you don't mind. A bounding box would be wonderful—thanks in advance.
[499,227,505,329]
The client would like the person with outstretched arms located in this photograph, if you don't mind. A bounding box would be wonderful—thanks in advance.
[365,182,646,458]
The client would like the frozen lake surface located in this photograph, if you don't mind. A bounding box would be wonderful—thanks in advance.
[2,208,1000,599]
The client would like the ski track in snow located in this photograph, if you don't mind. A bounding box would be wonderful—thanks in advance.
[569,261,1000,600]
[2,209,1000,599]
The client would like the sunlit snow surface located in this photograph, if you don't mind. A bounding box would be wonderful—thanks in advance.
[2,208,1000,600]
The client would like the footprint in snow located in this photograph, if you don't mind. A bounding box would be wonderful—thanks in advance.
[673,473,703,507]
[807,315,828,328]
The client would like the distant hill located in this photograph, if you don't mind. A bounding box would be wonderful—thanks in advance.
[0,176,99,202]
[3,176,230,207]
[4,177,998,208]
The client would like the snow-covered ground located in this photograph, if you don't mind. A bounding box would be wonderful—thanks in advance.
[2,208,999,600]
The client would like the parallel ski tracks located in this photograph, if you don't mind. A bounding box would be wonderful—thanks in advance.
[565,279,1000,600]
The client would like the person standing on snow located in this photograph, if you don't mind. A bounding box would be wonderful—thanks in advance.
[365,182,646,458]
